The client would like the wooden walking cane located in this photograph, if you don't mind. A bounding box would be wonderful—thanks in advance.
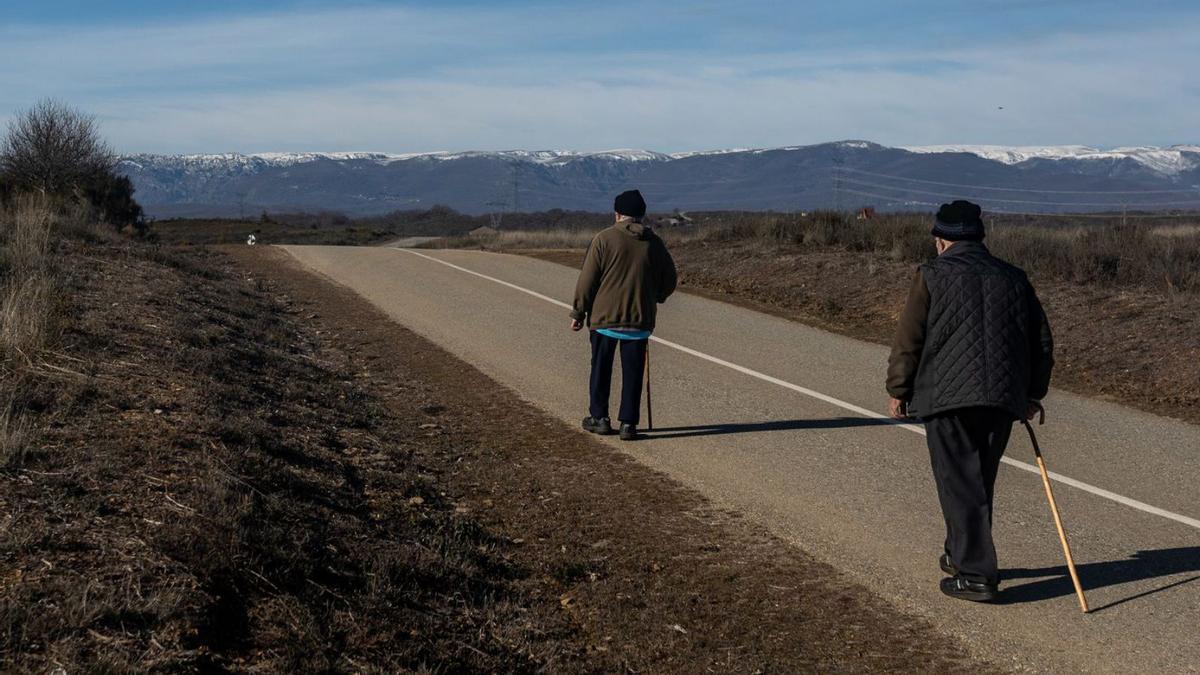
[1022,407,1089,613]
[644,342,653,431]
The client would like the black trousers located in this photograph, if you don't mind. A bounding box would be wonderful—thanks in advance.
[924,407,1014,585]
[588,331,647,425]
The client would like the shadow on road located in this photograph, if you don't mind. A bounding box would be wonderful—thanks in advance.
[644,416,901,439]
[1002,546,1200,612]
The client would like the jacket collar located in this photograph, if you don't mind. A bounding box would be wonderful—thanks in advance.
[940,240,988,258]
[616,218,649,239]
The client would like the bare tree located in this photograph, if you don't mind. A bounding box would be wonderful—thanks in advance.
[0,99,115,196]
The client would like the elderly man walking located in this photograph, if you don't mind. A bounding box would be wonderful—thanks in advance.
[571,189,677,441]
[887,200,1054,603]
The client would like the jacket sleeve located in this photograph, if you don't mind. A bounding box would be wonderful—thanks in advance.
[886,269,930,401]
[571,236,603,322]
[1027,282,1054,401]
[653,236,678,303]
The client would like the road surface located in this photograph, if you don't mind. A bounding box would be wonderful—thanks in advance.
[282,246,1200,673]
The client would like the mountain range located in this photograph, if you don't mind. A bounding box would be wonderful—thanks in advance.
[117,141,1200,218]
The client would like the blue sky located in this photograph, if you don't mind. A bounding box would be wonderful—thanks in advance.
[1,0,1197,153]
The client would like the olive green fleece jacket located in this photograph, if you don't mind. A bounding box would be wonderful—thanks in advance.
[570,220,678,331]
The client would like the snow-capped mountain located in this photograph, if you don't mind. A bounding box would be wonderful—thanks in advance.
[903,145,1200,175]
[119,141,1200,217]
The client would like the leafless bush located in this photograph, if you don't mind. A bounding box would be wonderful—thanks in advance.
[0,99,115,196]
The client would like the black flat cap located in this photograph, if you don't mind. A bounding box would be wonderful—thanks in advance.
[931,200,985,241]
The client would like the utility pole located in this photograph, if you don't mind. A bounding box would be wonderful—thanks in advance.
[485,200,506,229]
[511,163,520,214]
[832,156,844,212]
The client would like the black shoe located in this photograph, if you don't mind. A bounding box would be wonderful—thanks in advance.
[939,553,958,576]
[618,423,639,441]
[940,575,998,603]
[582,416,613,435]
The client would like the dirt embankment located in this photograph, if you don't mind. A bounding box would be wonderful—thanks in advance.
[1,238,1003,673]
[517,242,1200,426]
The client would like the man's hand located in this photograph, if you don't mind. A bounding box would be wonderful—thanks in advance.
[1026,401,1045,423]
[570,318,584,332]
[888,397,909,420]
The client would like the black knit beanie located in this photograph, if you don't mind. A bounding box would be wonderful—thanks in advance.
[931,200,985,241]
[614,189,647,218]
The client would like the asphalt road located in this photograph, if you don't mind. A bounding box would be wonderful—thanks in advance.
[282,245,1200,673]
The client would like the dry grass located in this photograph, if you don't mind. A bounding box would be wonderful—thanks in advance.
[0,399,32,468]
[1,196,53,274]
[428,226,600,250]
[0,272,58,361]
[441,211,1200,295]
[0,196,65,358]
[1,242,576,671]
[0,196,66,469]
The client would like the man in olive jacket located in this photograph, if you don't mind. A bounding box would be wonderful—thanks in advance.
[887,200,1054,603]
[570,189,677,441]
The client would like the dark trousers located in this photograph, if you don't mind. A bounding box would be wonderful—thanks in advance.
[588,331,647,425]
[924,407,1014,585]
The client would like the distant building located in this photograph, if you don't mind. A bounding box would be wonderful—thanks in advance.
[665,211,694,227]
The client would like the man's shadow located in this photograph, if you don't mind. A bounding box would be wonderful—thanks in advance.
[643,416,904,439]
[1002,546,1200,612]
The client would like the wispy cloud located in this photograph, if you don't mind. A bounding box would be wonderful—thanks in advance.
[1,2,1196,152]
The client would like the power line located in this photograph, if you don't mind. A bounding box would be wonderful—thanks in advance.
[838,187,1200,218]
[839,187,939,207]
[840,167,1200,195]
[840,177,1200,207]
[515,181,796,200]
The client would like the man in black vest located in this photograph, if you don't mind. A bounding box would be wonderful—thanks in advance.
[886,200,1054,603]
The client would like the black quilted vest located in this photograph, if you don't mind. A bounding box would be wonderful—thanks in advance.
[910,242,1033,419]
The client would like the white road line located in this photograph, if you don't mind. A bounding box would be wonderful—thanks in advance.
[399,248,1200,531]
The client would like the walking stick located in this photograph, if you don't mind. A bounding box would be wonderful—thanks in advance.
[1022,407,1089,613]
[644,342,653,431]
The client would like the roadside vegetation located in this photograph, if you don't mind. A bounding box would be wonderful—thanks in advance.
[150,206,610,246]
[0,98,142,471]
[0,197,58,468]
[435,210,1200,296]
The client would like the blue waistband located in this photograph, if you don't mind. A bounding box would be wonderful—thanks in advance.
[595,328,652,340]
